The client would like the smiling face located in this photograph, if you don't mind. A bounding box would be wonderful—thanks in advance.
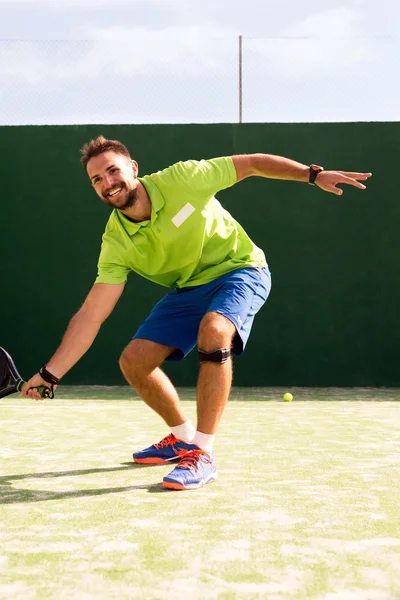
[87,151,140,210]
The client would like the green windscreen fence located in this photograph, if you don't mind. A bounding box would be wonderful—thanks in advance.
[1,122,398,386]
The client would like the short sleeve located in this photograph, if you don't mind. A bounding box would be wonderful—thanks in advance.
[95,240,130,285]
[149,157,237,205]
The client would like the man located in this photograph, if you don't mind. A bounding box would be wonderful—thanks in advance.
[21,136,371,491]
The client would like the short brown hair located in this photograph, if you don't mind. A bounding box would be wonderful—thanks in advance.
[80,136,131,171]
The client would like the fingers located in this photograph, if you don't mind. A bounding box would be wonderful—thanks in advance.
[20,376,47,401]
[317,184,343,196]
[21,386,43,400]
[337,172,372,180]
[316,170,371,196]
[325,178,363,195]
[340,176,367,190]
[330,186,343,196]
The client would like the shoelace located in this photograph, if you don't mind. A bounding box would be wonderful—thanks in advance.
[154,434,176,449]
[174,449,211,472]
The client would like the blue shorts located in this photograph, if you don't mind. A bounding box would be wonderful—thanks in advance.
[133,267,271,361]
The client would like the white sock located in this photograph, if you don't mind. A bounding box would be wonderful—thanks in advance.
[170,420,196,443]
[191,431,215,454]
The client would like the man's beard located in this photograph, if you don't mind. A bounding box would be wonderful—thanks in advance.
[103,186,139,211]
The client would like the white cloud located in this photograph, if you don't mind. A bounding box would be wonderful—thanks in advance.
[79,24,238,73]
[0,27,238,124]
[79,23,237,43]
[0,42,48,85]
[0,7,375,85]
[283,7,358,38]
[0,25,239,84]
[246,8,376,76]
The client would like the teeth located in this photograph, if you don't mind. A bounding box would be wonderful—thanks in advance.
[109,187,122,197]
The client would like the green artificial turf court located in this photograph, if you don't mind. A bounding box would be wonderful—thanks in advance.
[1,387,400,600]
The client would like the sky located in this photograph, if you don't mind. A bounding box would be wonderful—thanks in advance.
[0,0,398,124]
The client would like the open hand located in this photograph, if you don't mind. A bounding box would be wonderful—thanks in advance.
[316,171,372,196]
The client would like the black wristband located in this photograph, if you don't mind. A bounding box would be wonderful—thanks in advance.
[39,366,60,385]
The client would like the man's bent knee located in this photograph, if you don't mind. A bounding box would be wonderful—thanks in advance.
[198,312,236,351]
[119,339,175,381]
[119,341,144,383]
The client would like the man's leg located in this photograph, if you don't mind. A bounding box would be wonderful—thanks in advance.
[121,339,199,464]
[119,338,186,427]
[196,311,236,435]
[163,269,271,490]
[162,312,234,490]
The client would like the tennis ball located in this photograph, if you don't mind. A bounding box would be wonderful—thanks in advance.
[283,393,293,402]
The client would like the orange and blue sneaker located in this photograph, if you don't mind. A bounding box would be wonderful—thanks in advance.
[162,448,217,490]
[132,433,199,464]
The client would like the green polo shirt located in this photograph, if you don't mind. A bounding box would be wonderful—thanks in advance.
[95,156,267,288]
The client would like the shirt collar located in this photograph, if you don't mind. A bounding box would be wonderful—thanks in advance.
[114,175,165,235]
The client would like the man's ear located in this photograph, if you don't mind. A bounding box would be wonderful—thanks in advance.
[132,160,139,177]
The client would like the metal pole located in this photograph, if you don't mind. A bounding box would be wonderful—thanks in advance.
[239,35,243,123]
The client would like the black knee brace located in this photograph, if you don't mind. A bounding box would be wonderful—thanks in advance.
[198,348,231,363]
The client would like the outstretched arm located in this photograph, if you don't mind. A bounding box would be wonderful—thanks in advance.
[231,154,372,195]
[21,282,125,399]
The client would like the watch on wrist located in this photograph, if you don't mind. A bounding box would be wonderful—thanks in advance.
[309,164,324,185]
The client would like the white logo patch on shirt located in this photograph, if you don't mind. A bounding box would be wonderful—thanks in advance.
[172,203,195,228]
